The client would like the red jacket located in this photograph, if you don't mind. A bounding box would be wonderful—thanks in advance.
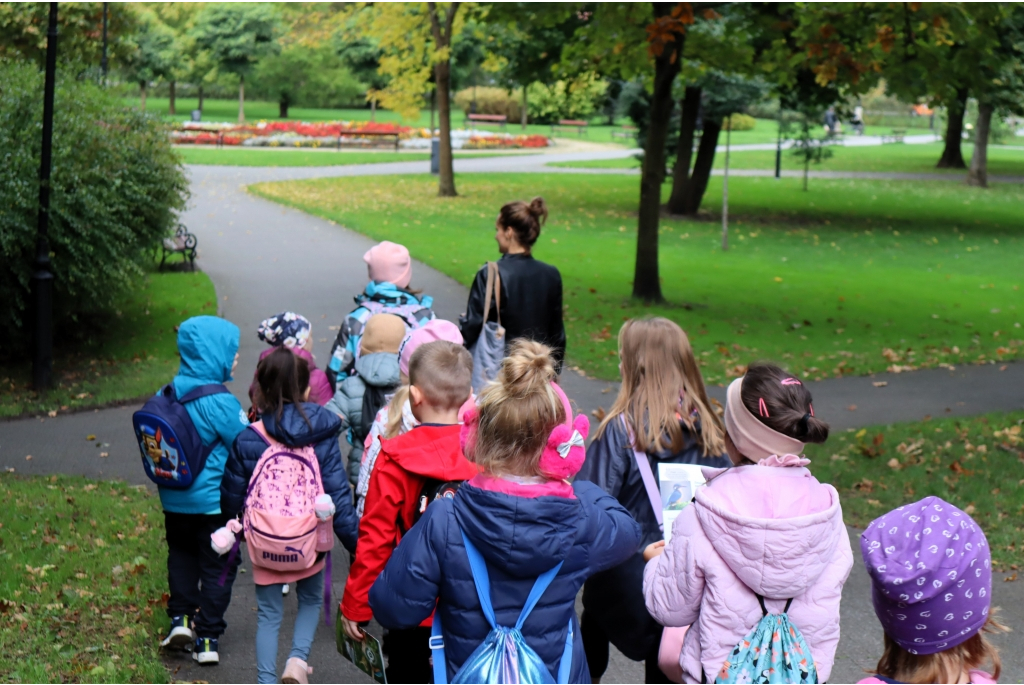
[341,424,479,623]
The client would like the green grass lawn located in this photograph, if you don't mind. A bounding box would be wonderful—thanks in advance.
[175,147,514,167]
[0,265,216,418]
[806,410,1024,571]
[249,173,1023,384]
[0,474,169,683]
[550,142,1024,177]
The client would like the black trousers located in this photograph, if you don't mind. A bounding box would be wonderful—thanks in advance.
[383,626,433,684]
[581,609,671,684]
[163,511,241,639]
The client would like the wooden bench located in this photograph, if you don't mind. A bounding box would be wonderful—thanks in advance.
[551,119,589,137]
[465,113,508,130]
[880,128,906,144]
[610,125,637,140]
[336,131,401,151]
[161,223,198,271]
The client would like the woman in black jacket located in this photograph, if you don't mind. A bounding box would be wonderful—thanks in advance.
[459,196,566,371]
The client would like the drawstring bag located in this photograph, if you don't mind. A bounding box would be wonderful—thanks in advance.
[469,262,505,393]
[713,595,817,684]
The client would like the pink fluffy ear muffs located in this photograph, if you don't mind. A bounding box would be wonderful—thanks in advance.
[539,383,589,480]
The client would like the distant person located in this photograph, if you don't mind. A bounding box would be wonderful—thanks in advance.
[643,363,852,684]
[577,318,729,683]
[368,340,641,683]
[857,497,1005,685]
[824,105,838,135]
[852,104,865,135]
[460,197,566,373]
[249,312,332,412]
[326,241,435,388]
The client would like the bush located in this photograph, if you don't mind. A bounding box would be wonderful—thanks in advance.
[454,86,521,121]
[527,73,607,124]
[722,113,757,131]
[0,60,188,351]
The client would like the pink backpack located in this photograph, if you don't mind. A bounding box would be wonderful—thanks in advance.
[244,421,333,573]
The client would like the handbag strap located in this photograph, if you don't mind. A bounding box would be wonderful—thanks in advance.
[480,261,502,327]
[621,415,663,532]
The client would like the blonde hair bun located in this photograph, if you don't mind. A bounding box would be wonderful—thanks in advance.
[498,339,556,399]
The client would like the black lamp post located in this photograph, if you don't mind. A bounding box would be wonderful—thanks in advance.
[32,2,58,391]
[101,2,108,84]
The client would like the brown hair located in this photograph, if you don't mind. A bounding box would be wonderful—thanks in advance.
[740,363,829,443]
[468,339,565,477]
[596,318,725,456]
[499,197,548,249]
[874,615,1006,683]
[408,341,473,411]
[254,347,311,427]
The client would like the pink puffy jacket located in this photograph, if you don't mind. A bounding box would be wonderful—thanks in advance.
[643,464,853,684]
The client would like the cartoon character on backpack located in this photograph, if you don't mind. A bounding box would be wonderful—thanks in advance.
[139,425,183,481]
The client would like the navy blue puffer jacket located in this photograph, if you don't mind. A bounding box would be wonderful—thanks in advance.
[221,402,359,554]
[369,480,641,683]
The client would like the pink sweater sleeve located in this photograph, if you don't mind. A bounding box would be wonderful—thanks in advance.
[308,368,333,406]
[644,506,706,629]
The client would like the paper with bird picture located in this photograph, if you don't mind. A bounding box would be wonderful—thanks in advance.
[658,463,707,543]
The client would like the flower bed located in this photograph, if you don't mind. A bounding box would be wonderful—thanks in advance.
[463,134,551,149]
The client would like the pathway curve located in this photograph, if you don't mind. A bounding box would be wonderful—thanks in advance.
[1,150,1021,683]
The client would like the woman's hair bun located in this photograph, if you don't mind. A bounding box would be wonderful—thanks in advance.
[499,339,556,398]
[528,196,548,225]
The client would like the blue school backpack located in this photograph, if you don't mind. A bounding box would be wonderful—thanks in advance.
[132,383,230,489]
[713,595,817,685]
[430,531,574,685]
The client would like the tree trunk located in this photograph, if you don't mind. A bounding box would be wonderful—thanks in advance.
[370,98,376,122]
[279,96,289,119]
[139,82,147,111]
[937,87,967,169]
[521,85,528,131]
[198,84,204,113]
[682,118,721,214]
[966,102,992,188]
[431,88,436,134]
[169,80,176,115]
[238,74,245,123]
[428,2,460,198]
[722,116,731,251]
[632,3,684,303]
[667,86,702,214]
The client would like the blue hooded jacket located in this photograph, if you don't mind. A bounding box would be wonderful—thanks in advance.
[369,481,641,683]
[159,316,248,515]
[221,403,359,554]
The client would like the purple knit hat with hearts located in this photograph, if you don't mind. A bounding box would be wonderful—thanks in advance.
[861,496,991,655]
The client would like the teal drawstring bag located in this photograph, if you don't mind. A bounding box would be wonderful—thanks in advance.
[430,531,574,684]
[714,596,817,685]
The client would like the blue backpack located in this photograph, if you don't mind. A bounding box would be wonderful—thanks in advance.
[132,383,229,489]
[430,531,573,685]
[714,595,818,685]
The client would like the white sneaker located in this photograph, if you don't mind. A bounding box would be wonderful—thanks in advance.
[282,583,290,596]
[192,637,220,665]
[160,615,195,650]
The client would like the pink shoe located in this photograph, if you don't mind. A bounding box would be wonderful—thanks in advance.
[282,657,311,684]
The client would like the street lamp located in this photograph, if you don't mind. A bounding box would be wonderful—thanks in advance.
[32,2,58,391]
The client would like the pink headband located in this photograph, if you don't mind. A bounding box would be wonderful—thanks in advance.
[724,377,805,462]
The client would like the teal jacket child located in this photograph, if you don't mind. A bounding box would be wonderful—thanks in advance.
[158,316,249,515]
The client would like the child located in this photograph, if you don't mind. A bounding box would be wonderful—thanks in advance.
[341,340,480,683]
[222,347,359,684]
[643,363,853,683]
[325,313,405,485]
[858,496,1004,684]
[250,312,332,407]
[326,241,435,387]
[159,316,249,665]
[368,340,642,683]
[354,318,464,516]
[576,318,730,682]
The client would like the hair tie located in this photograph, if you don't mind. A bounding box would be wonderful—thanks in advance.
[800,412,812,433]
[781,377,802,386]
[758,397,769,418]
[809,403,814,417]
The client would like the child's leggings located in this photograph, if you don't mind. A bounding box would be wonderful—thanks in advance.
[254,569,324,684]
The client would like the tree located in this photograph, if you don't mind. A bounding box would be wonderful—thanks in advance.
[143,3,206,115]
[428,3,461,197]
[191,4,280,123]
[0,2,137,70]
[253,44,363,117]
[123,12,178,111]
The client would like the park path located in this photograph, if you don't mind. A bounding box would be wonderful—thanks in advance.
[1,148,1022,683]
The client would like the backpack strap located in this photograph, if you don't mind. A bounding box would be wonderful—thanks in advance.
[178,383,230,404]
[480,262,502,328]
[430,608,448,685]
[248,420,272,447]
[756,594,794,617]
[460,531,498,629]
[622,415,664,532]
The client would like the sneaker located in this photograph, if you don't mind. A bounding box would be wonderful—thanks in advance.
[282,583,290,596]
[160,615,195,650]
[192,637,219,665]
[282,657,311,684]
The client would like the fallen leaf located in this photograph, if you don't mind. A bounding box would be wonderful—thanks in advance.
[964,504,976,515]
[887,458,901,470]
[774,276,783,282]
[99,452,108,458]
[847,404,858,411]
[872,381,888,388]
[25,455,32,461]
[591,407,606,421]
[47,410,57,417]
[867,499,882,506]
[1005,573,1018,582]
[85,434,96,441]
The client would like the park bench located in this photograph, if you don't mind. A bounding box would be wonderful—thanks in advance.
[336,131,401,151]
[465,113,508,130]
[551,119,589,137]
[610,125,637,140]
[881,128,906,144]
[160,223,198,271]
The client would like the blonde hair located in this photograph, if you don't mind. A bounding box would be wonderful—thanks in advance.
[384,382,410,439]
[874,615,1007,683]
[467,339,565,477]
[409,341,473,411]
[596,318,724,456]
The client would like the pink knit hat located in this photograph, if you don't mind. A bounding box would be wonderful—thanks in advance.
[399,319,463,376]
[364,241,412,289]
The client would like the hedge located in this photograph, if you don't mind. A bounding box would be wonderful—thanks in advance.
[0,60,188,351]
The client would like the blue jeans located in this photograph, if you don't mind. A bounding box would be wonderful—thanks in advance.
[255,569,324,684]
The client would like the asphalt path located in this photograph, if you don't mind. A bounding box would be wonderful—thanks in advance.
[1,151,1021,683]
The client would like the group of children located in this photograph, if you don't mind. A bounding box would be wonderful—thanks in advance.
[151,239,1004,684]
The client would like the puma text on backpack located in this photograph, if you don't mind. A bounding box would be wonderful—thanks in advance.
[713,595,817,685]
[430,531,574,684]
[243,422,333,573]
[132,383,230,488]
